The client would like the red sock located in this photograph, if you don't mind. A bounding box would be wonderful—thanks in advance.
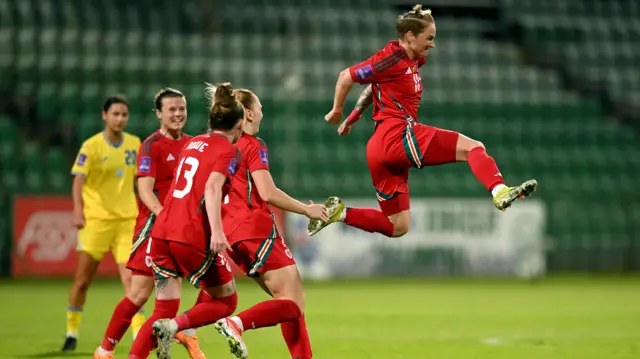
[129,299,180,359]
[101,297,141,351]
[195,289,212,304]
[467,147,505,191]
[238,299,301,331]
[174,293,237,331]
[344,208,394,237]
[281,314,312,359]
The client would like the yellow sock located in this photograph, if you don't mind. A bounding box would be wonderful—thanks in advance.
[66,306,83,338]
[131,310,146,339]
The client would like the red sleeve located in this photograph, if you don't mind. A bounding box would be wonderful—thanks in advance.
[247,138,269,173]
[349,49,407,84]
[137,141,158,178]
[211,145,241,182]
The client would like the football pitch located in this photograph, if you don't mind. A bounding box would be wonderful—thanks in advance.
[1,276,638,359]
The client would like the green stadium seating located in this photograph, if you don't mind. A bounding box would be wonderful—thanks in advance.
[1,0,638,272]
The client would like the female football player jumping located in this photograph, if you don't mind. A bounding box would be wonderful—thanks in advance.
[309,5,537,238]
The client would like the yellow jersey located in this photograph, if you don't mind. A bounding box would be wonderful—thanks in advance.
[71,131,141,220]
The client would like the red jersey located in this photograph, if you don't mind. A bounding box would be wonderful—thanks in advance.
[349,40,426,122]
[151,133,241,251]
[136,131,192,221]
[222,133,277,245]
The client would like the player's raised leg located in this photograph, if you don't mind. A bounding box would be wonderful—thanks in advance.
[454,133,536,211]
[308,128,412,239]
[217,238,310,359]
[217,265,305,359]
[421,127,537,209]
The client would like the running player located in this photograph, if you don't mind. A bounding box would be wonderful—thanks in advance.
[308,5,537,238]
[64,95,141,351]
[128,83,244,359]
[209,87,327,359]
[94,88,206,359]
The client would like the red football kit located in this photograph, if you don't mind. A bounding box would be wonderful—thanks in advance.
[223,133,295,277]
[349,40,460,215]
[127,131,191,276]
[149,133,241,288]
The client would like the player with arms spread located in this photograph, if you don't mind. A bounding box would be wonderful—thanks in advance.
[212,88,327,359]
[128,83,244,359]
[95,88,206,359]
[65,95,141,351]
[308,5,537,238]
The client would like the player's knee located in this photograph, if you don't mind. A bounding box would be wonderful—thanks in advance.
[388,212,410,238]
[73,276,92,293]
[462,139,484,153]
[456,138,484,161]
[471,140,485,151]
[292,292,306,313]
[127,287,152,307]
[391,222,410,237]
[220,292,238,316]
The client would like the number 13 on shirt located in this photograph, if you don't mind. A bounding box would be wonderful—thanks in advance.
[173,157,199,198]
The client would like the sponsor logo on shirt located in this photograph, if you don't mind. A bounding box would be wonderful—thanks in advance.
[138,156,151,172]
[355,64,374,81]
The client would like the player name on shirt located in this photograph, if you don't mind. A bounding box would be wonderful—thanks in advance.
[185,141,209,153]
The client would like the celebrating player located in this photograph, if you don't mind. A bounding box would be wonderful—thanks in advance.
[64,95,141,351]
[211,88,327,359]
[94,88,206,359]
[128,83,244,359]
[308,5,537,238]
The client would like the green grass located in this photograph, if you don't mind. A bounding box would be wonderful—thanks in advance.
[1,276,639,359]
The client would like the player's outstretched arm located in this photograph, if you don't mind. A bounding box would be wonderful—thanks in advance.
[338,85,373,136]
[204,172,231,253]
[251,170,328,221]
[137,177,163,216]
[325,69,356,125]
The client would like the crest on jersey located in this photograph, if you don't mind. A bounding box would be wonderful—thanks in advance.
[138,156,151,173]
[355,64,374,81]
[227,157,239,176]
[259,149,268,165]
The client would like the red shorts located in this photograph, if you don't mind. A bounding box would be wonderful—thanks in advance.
[150,238,234,288]
[227,237,296,278]
[126,214,156,276]
[126,239,153,277]
[367,119,459,215]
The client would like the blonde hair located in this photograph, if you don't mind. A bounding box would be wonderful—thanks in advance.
[396,4,434,38]
[233,89,257,112]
